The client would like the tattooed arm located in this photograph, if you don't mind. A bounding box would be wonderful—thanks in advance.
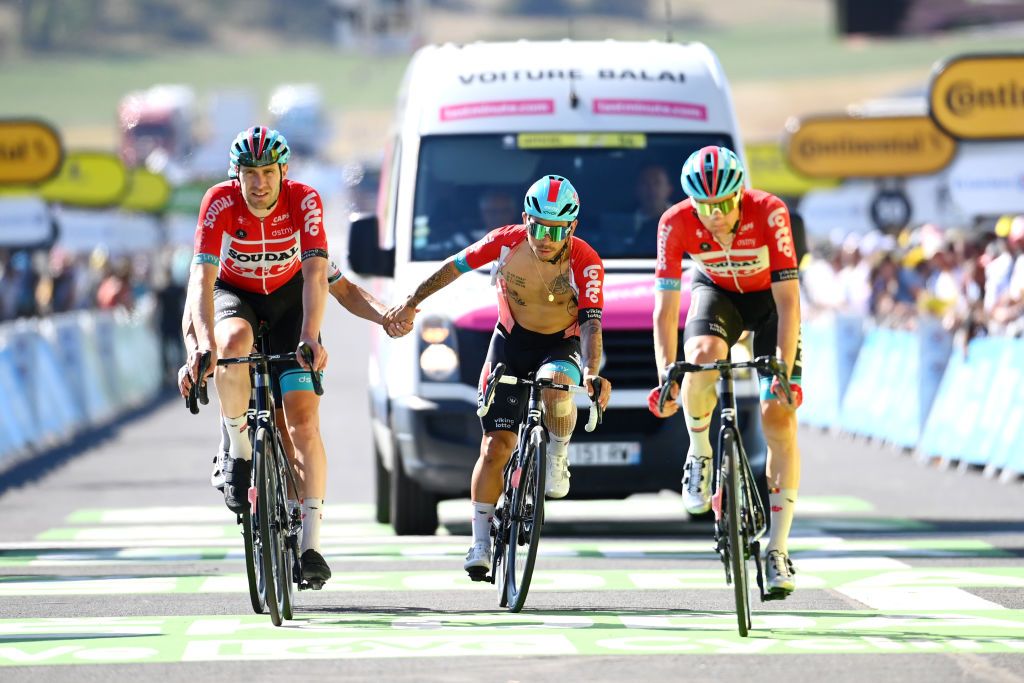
[382,261,463,327]
[580,318,611,409]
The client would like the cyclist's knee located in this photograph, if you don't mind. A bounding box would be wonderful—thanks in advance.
[215,320,253,356]
[481,431,516,465]
[684,335,728,364]
[760,403,796,441]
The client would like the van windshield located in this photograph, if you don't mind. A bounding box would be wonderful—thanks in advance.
[411,132,735,261]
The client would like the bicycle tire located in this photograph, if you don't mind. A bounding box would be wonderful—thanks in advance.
[492,490,509,609]
[242,510,265,614]
[505,426,546,612]
[255,428,284,626]
[271,436,295,621]
[723,430,752,637]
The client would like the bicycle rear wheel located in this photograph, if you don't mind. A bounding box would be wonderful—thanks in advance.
[505,427,546,612]
[242,511,266,614]
[255,428,285,626]
[723,430,752,637]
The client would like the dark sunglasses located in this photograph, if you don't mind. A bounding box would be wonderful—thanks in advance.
[693,194,741,217]
[527,219,571,241]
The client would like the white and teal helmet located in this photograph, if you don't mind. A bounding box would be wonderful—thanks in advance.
[229,125,291,178]
[523,175,580,222]
[680,145,744,200]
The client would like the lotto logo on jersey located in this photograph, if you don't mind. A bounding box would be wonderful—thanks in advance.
[583,264,602,304]
[768,207,793,259]
[300,191,322,237]
[202,195,234,229]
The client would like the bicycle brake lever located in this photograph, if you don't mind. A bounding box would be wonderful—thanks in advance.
[298,343,324,396]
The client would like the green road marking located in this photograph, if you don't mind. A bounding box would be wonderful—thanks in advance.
[0,538,1009,568]
[66,504,376,525]
[1,611,1023,664]
[2,567,1023,597]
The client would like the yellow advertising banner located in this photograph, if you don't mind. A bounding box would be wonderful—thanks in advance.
[0,119,63,185]
[121,168,171,213]
[929,53,1024,140]
[39,151,128,207]
[744,142,837,196]
[784,115,956,178]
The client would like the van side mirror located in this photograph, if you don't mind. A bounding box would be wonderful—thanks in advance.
[347,214,394,278]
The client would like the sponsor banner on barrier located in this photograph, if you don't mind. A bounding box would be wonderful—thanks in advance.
[0,119,63,185]
[929,53,1024,140]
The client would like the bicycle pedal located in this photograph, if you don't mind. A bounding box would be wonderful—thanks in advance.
[466,567,489,582]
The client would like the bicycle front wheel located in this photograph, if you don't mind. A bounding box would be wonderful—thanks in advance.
[254,428,285,626]
[242,510,266,614]
[723,430,752,637]
[271,432,296,621]
[505,426,546,612]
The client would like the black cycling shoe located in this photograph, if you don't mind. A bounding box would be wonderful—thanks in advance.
[300,549,332,590]
[222,456,251,514]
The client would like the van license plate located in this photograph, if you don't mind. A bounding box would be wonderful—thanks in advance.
[568,442,641,466]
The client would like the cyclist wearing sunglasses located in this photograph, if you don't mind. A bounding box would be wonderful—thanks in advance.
[648,145,803,598]
[383,174,612,580]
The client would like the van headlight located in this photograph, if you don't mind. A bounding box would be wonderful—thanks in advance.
[419,315,459,381]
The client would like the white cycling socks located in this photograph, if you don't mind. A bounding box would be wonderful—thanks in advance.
[685,410,713,457]
[766,488,798,554]
[471,502,495,546]
[223,414,251,461]
[301,498,324,553]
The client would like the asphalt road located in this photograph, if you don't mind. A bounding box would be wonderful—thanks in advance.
[1,306,1023,682]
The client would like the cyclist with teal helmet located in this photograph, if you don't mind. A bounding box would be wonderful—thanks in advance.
[384,174,612,580]
[648,145,804,598]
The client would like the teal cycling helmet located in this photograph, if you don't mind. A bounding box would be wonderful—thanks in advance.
[680,145,744,200]
[229,125,291,178]
[523,175,580,222]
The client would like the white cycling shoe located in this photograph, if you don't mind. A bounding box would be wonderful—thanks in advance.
[545,450,570,499]
[464,541,492,581]
[765,549,796,595]
[682,452,712,515]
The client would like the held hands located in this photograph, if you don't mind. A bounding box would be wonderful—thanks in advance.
[297,338,328,372]
[585,373,611,410]
[647,382,680,418]
[382,301,418,339]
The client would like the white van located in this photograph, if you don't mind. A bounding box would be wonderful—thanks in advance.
[349,40,763,535]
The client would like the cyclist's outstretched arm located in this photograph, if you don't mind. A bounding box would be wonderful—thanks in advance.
[580,318,611,409]
[383,260,464,327]
[300,256,330,371]
[330,275,412,338]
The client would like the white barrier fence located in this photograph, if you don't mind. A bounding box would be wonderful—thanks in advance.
[0,308,163,473]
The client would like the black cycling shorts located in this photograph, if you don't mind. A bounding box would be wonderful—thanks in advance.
[477,324,583,434]
[213,273,309,404]
[684,273,803,386]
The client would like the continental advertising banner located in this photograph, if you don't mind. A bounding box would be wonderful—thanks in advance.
[929,53,1024,140]
[784,115,956,179]
[0,120,63,185]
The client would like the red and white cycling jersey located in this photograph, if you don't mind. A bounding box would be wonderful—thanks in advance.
[453,225,604,336]
[193,178,329,294]
[654,188,798,294]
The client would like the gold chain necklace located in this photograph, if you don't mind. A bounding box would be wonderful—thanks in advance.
[530,251,558,302]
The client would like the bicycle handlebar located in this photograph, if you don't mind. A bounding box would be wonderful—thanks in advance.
[186,347,325,414]
[657,355,792,414]
[476,363,604,433]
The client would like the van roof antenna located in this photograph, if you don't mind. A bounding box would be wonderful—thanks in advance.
[664,0,674,42]
[567,15,580,109]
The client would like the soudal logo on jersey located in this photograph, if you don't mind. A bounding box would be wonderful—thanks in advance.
[202,196,234,229]
[227,245,299,263]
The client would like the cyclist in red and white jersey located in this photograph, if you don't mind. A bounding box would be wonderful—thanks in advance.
[649,145,803,598]
[187,126,335,585]
[383,175,612,580]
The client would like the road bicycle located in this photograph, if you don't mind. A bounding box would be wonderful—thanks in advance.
[187,327,324,626]
[658,354,792,637]
[476,362,603,612]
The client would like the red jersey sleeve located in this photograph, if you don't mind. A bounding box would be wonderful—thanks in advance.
[571,237,604,321]
[193,184,235,267]
[654,203,688,291]
[452,225,526,272]
[763,196,799,282]
[293,183,330,260]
